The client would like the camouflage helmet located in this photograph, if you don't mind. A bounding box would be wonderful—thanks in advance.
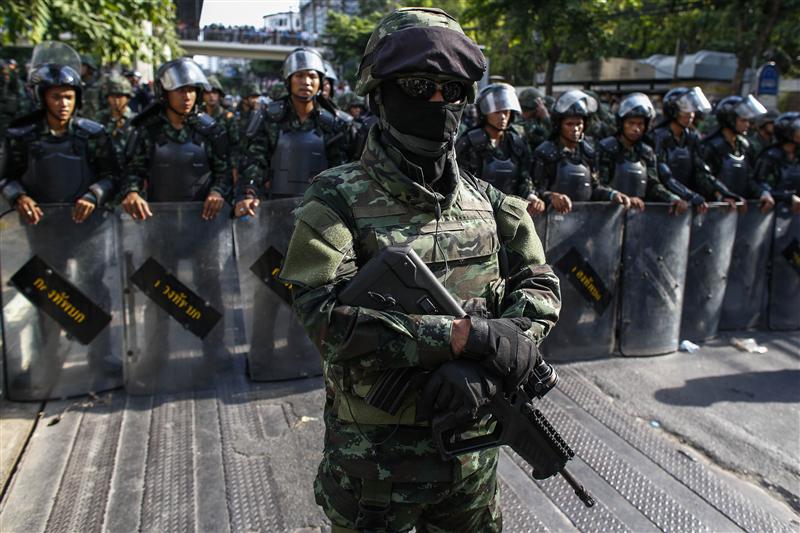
[518,87,545,110]
[106,75,134,97]
[268,81,287,100]
[355,7,486,101]
[207,74,225,96]
[80,54,98,72]
[241,82,261,97]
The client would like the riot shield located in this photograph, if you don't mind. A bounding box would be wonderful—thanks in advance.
[0,206,123,401]
[233,198,322,380]
[619,204,691,356]
[768,205,800,331]
[719,202,774,330]
[679,204,737,342]
[120,203,240,394]
[539,203,624,360]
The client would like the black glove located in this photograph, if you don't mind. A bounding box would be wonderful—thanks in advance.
[463,317,540,391]
[416,360,499,424]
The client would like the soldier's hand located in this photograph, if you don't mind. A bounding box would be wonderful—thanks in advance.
[669,199,689,216]
[791,195,800,215]
[759,193,775,214]
[122,192,153,221]
[72,198,96,223]
[550,192,572,214]
[526,196,546,217]
[235,196,260,218]
[612,192,632,210]
[461,317,539,392]
[16,195,43,225]
[416,360,499,424]
[721,196,738,212]
[695,200,709,215]
[629,196,645,211]
[202,192,224,220]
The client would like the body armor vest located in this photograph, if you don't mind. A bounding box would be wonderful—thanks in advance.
[270,128,328,197]
[481,155,516,194]
[779,161,800,192]
[718,151,748,196]
[21,136,93,203]
[612,159,647,198]
[666,144,693,184]
[553,159,592,201]
[147,135,211,202]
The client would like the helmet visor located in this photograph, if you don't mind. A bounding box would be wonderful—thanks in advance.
[734,94,768,119]
[478,84,522,115]
[29,41,81,81]
[617,92,655,120]
[676,87,711,114]
[554,90,598,115]
[160,60,211,92]
[284,49,326,79]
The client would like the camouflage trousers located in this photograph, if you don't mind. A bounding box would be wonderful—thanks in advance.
[315,453,502,533]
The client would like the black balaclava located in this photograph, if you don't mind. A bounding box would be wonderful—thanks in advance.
[378,80,464,186]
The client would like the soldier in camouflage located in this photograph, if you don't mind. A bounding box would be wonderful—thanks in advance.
[346,93,379,160]
[597,92,687,214]
[747,110,777,159]
[203,75,240,169]
[96,75,135,168]
[120,58,231,221]
[278,8,561,532]
[1,51,118,225]
[752,112,800,214]
[80,54,102,120]
[517,87,551,154]
[0,59,24,140]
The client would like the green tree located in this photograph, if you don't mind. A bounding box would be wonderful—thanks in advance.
[323,11,384,85]
[0,0,181,66]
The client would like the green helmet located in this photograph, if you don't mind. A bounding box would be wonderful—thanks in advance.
[347,93,366,109]
[241,82,261,97]
[106,75,133,97]
[519,87,545,110]
[207,74,225,96]
[355,7,486,101]
[268,81,287,100]
[81,54,98,71]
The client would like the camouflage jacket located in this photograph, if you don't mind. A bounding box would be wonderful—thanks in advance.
[597,135,677,202]
[651,125,720,200]
[519,115,550,154]
[239,97,348,198]
[0,111,119,206]
[279,126,561,483]
[121,105,232,200]
[207,104,240,161]
[96,106,135,167]
[752,145,799,204]
[455,126,534,199]
[81,78,103,121]
[531,138,616,201]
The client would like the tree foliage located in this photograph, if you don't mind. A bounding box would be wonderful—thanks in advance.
[0,0,181,66]
[324,11,385,83]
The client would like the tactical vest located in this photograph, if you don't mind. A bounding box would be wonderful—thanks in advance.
[612,159,647,198]
[553,159,592,201]
[270,128,328,197]
[147,132,211,202]
[481,156,516,194]
[718,151,748,196]
[21,135,94,203]
[779,161,800,192]
[666,144,693,184]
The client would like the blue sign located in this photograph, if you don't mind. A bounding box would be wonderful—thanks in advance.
[757,63,779,96]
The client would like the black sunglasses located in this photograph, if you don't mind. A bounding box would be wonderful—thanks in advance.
[395,77,468,103]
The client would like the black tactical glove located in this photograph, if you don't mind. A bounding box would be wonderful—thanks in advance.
[416,360,500,424]
[462,317,540,391]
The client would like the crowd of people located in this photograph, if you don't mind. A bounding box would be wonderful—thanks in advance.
[179,23,320,47]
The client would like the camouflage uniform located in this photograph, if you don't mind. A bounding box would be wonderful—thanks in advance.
[520,116,551,154]
[96,106,134,168]
[278,8,561,532]
[532,138,616,201]
[81,78,103,121]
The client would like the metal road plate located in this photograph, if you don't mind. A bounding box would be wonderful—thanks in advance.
[719,202,774,330]
[619,204,691,356]
[0,205,123,401]
[233,198,322,381]
[680,204,737,342]
[540,202,624,360]
[768,206,800,330]
[120,203,241,394]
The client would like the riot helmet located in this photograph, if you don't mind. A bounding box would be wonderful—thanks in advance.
[551,90,597,140]
[241,82,261,97]
[476,83,521,131]
[323,61,338,84]
[282,48,326,81]
[616,92,656,130]
[518,87,545,111]
[28,41,84,109]
[662,86,712,122]
[154,58,211,100]
[773,112,800,145]
[714,94,767,130]
[206,74,225,96]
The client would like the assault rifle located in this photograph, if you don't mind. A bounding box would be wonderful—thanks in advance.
[338,245,595,508]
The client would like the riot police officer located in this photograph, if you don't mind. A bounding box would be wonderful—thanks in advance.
[701,94,774,212]
[532,89,632,215]
[120,58,231,221]
[598,92,687,213]
[517,87,551,154]
[96,75,135,168]
[747,110,778,158]
[1,48,118,225]
[650,87,735,212]
[203,75,240,161]
[235,48,348,215]
[753,112,800,214]
[455,83,537,206]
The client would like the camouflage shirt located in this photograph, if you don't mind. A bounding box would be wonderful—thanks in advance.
[597,135,677,202]
[81,78,103,121]
[519,115,551,154]
[96,106,135,167]
[455,126,534,198]
[122,106,232,200]
[279,126,561,482]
